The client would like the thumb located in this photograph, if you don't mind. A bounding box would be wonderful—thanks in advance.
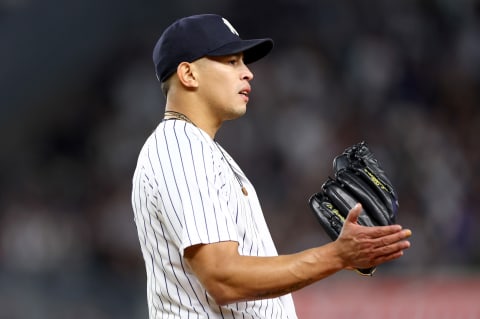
[345,203,362,225]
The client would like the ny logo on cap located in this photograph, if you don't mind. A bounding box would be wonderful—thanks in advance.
[222,18,239,36]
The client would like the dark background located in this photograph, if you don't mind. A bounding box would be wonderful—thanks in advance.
[1,0,479,318]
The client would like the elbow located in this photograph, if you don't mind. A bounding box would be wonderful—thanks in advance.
[211,295,231,306]
[184,242,249,305]
[204,281,241,306]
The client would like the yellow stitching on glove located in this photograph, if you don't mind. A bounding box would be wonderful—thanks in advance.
[364,168,389,192]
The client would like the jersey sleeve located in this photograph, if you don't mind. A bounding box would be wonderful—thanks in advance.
[151,121,240,255]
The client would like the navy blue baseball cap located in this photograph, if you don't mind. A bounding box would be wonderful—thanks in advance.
[153,14,274,82]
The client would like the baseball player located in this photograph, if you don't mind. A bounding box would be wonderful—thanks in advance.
[131,14,411,319]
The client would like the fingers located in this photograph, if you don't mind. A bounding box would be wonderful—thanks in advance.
[369,230,411,266]
[374,229,412,248]
[375,235,411,255]
[373,250,406,265]
[366,223,405,238]
[376,236,411,259]
[345,203,362,224]
[345,203,407,239]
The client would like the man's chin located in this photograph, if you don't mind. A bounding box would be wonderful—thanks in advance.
[225,107,247,121]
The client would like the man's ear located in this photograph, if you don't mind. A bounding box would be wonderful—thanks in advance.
[176,62,198,89]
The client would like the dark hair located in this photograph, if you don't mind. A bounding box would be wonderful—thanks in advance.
[161,79,170,97]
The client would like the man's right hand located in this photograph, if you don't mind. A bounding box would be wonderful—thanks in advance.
[334,203,411,271]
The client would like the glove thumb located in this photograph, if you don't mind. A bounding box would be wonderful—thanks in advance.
[345,203,362,225]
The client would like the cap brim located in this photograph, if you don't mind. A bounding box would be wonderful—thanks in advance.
[207,38,274,64]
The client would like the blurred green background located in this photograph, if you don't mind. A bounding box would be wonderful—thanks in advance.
[1,0,479,318]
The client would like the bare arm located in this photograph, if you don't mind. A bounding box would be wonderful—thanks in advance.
[184,204,411,305]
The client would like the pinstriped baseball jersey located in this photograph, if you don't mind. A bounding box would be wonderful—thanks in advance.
[131,119,298,319]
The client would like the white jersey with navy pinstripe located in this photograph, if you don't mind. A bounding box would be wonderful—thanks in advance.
[131,119,298,319]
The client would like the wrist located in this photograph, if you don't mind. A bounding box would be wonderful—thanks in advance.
[327,241,348,270]
[308,242,346,279]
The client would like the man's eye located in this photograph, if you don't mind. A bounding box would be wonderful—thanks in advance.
[228,58,238,65]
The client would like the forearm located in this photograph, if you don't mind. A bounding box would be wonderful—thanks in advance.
[232,243,344,301]
[185,241,344,305]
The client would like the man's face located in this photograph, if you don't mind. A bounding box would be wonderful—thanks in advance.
[193,53,254,122]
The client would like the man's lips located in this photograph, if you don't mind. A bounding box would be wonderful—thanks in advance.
[239,87,251,102]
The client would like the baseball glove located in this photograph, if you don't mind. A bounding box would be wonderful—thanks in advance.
[308,141,399,276]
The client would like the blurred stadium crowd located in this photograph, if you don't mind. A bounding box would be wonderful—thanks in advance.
[1,0,479,318]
